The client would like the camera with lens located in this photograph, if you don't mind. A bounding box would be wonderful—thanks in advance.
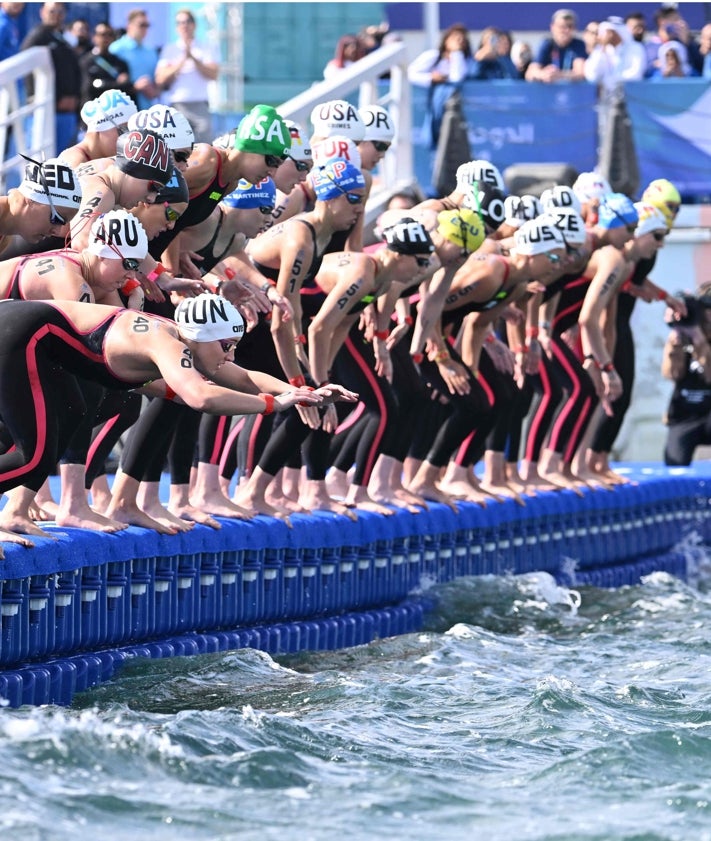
[665,292,711,328]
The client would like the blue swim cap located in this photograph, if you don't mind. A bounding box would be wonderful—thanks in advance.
[310,158,366,201]
[223,177,276,209]
[597,193,639,230]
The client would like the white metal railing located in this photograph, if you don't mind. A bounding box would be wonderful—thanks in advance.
[0,47,55,192]
[278,41,418,225]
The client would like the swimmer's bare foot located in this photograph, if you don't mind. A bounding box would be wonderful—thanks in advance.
[538,470,585,497]
[187,491,252,521]
[479,480,526,507]
[0,529,35,551]
[325,467,350,500]
[299,480,358,520]
[407,479,459,512]
[438,477,491,507]
[264,483,309,514]
[55,503,128,533]
[169,501,222,529]
[104,500,183,534]
[0,514,57,538]
[346,485,396,516]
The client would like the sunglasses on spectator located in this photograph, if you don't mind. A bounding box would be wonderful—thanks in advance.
[372,141,390,153]
[219,340,237,353]
[287,155,310,173]
[653,231,666,242]
[258,205,275,215]
[21,155,66,226]
[164,202,182,223]
[264,154,287,169]
[122,258,140,272]
[173,149,192,164]
[137,21,150,28]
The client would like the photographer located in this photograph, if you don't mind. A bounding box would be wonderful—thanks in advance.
[662,283,711,465]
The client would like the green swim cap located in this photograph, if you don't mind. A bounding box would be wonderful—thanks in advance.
[233,105,291,157]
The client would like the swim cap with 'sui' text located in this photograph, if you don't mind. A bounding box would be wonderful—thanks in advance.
[81,89,138,132]
[233,104,291,158]
[503,194,542,228]
[128,104,195,150]
[155,167,189,205]
[633,202,668,238]
[174,293,246,343]
[310,159,366,201]
[87,209,149,259]
[549,207,587,246]
[311,136,361,170]
[310,99,365,142]
[540,185,582,215]
[456,159,505,193]
[18,157,82,209]
[437,207,486,254]
[382,217,436,255]
[223,177,277,209]
[283,119,312,162]
[358,105,395,142]
[514,215,566,255]
[115,128,173,184]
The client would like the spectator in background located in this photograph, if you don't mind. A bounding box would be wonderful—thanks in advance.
[109,8,161,111]
[80,22,134,103]
[646,6,702,77]
[20,2,81,151]
[625,12,647,45]
[525,8,587,82]
[470,27,518,79]
[408,23,476,149]
[699,23,711,79]
[67,17,91,57]
[582,21,599,56]
[323,33,365,80]
[652,40,692,78]
[584,17,647,93]
[155,8,218,144]
[0,2,24,63]
[511,40,533,78]
[357,22,390,56]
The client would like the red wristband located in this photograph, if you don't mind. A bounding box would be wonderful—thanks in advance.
[525,326,539,339]
[294,333,307,345]
[164,384,177,401]
[400,315,414,326]
[146,262,167,282]
[411,352,424,365]
[374,330,389,340]
[485,334,496,344]
[224,268,235,280]
[289,375,306,387]
[121,278,141,295]
[657,289,668,301]
[260,393,275,414]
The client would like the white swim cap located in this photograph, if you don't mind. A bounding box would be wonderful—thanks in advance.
[514,214,566,255]
[549,207,587,246]
[503,195,542,228]
[311,135,362,169]
[284,119,312,162]
[174,293,246,343]
[540,185,582,215]
[456,159,505,193]
[633,202,667,238]
[572,171,612,203]
[81,89,137,132]
[18,156,83,210]
[128,105,195,150]
[87,209,148,260]
[310,99,365,141]
[358,105,395,142]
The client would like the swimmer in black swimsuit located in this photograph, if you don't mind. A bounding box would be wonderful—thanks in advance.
[0,294,354,547]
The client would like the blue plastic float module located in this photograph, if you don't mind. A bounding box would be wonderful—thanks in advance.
[0,463,709,707]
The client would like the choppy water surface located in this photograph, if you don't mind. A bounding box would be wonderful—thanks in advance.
[4,562,711,841]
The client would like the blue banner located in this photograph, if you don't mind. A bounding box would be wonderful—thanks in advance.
[625,79,711,201]
[411,80,598,191]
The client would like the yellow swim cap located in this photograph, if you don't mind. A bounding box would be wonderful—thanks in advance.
[436,207,485,254]
[641,179,681,230]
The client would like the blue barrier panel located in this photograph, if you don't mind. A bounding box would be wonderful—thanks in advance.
[27,574,52,660]
[78,565,105,651]
[262,546,284,623]
[52,569,78,656]
[282,547,302,619]
[219,548,243,628]
[105,561,130,646]
[130,557,155,641]
[154,556,176,637]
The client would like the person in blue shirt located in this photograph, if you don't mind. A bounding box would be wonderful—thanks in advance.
[0,2,24,63]
[525,8,587,82]
[109,8,160,111]
[469,27,519,80]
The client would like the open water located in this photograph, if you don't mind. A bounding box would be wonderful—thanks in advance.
[3,557,711,841]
